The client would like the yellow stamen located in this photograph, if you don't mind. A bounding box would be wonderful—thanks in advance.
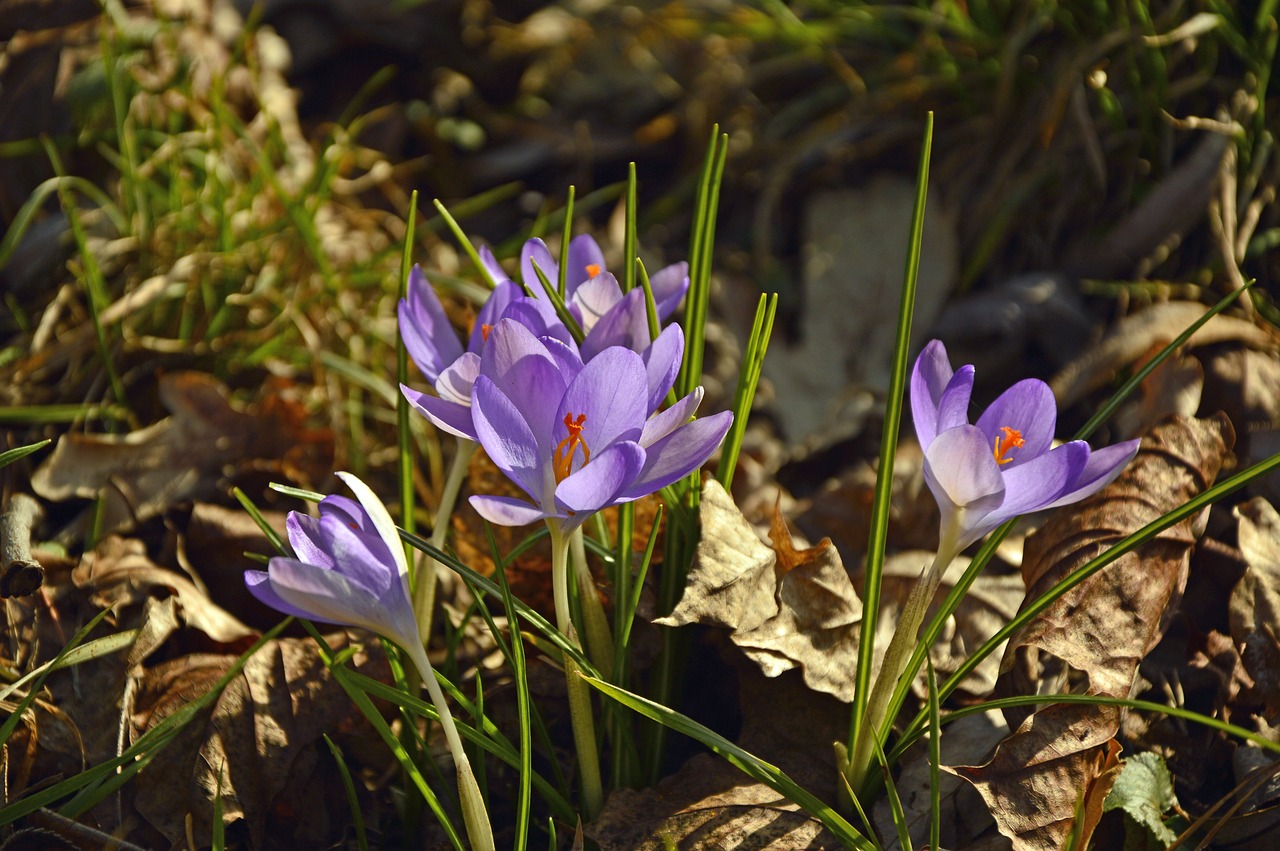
[993,426,1025,465]
[585,263,602,278]
[553,413,590,482]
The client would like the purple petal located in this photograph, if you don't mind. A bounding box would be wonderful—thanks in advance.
[566,234,607,294]
[317,495,364,528]
[623,410,733,498]
[989,440,1089,523]
[481,319,571,445]
[245,569,318,620]
[555,441,646,516]
[922,425,1006,515]
[540,337,584,384]
[556,347,648,455]
[399,265,463,384]
[1044,439,1140,509]
[649,261,689,319]
[581,286,651,360]
[467,280,523,353]
[499,297,574,347]
[641,387,703,447]
[259,556,417,647]
[434,353,480,406]
[975,378,1058,466]
[335,471,411,592]
[286,511,335,571]
[521,238,558,294]
[573,273,625,339]
[402,384,478,442]
[479,245,509,288]
[642,324,684,413]
[472,376,546,500]
[314,515,396,596]
[469,494,556,527]
[911,340,958,448]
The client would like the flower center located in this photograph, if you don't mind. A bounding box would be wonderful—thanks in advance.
[553,413,590,482]
[992,426,1025,465]
[585,263,602,278]
[480,323,494,342]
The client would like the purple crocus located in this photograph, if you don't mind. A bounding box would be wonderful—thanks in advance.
[911,339,1140,550]
[466,318,732,534]
[245,472,417,643]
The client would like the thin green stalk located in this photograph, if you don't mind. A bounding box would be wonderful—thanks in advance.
[398,191,420,557]
[845,112,933,794]
[413,439,477,645]
[558,186,575,298]
[323,735,369,851]
[549,524,604,819]
[716,293,777,489]
[570,527,615,679]
[623,163,638,293]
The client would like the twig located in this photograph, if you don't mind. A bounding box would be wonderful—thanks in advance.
[2,493,45,598]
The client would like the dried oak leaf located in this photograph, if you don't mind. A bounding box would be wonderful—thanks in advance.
[657,478,863,701]
[953,413,1235,851]
[31,372,332,534]
[1230,497,1280,713]
[129,632,386,849]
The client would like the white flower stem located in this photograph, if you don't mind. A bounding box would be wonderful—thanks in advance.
[405,641,495,851]
[571,526,615,679]
[412,439,476,646]
[550,523,604,819]
[843,516,962,798]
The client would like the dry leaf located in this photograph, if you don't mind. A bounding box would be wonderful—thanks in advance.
[953,414,1235,851]
[31,372,332,534]
[1231,497,1280,713]
[658,478,863,701]
[129,632,386,848]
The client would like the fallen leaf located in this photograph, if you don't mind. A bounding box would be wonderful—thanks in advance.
[954,413,1235,851]
[658,478,863,701]
[1230,497,1280,713]
[31,372,332,535]
[1101,752,1180,846]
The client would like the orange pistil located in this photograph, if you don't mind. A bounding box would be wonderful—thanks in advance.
[585,263,602,278]
[553,413,590,482]
[992,426,1025,465]
[481,323,494,342]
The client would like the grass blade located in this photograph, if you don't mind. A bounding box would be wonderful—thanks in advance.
[323,734,369,851]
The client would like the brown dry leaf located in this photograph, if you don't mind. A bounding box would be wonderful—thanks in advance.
[589,752,837,849]
[952,414,1236,851]
[31,372,332,534]
[1230,497,1280,713]
[129,632,386,848]
[657,478,863,701]
[74,535,254,643]
[1113,345,1204,437]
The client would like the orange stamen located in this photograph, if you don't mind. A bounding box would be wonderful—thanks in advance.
[993,426,1025,465]
[585,263,602,278]
[481,323,493,342]
[553,413,590,481]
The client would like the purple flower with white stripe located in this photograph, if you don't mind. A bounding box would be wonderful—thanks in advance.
[912,339,1140,550]
[467,318,731,534]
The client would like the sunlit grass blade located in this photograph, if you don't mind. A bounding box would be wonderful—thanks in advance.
[232,486,288,557]
[558,186,575,298]
[528,259,586,342]
[323,734,369,851]
[0,628,138,704]
[582,676,878,851]
[612,504,662,675]
[490,542,534,849]
[676,128,728,400]
[848,111,933,765]
[870,722,912,851]
[716,292,777,490]
[926,658,942,851]
[890,447,1280,763]
[623,162,637,293]
[398,190,420,556]
[0,404,131,426]
[434,198,496,287]
[0,439,50,468]
[0,176,126,269]
[0,609,113,747]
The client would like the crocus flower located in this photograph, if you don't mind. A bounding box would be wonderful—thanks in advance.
[399,264,572,441]
[516,235,690,334]
[911,339,1140,551]
[467,318,732,534]
[244,473,495,851]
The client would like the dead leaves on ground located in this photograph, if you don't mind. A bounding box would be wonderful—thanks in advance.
[953,414,1235,851]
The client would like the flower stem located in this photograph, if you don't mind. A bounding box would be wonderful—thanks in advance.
[405,642,495,851]
[550,524,604,819]
[413,439,476,646]
[571,527,615,680]
[843,519,961,799]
